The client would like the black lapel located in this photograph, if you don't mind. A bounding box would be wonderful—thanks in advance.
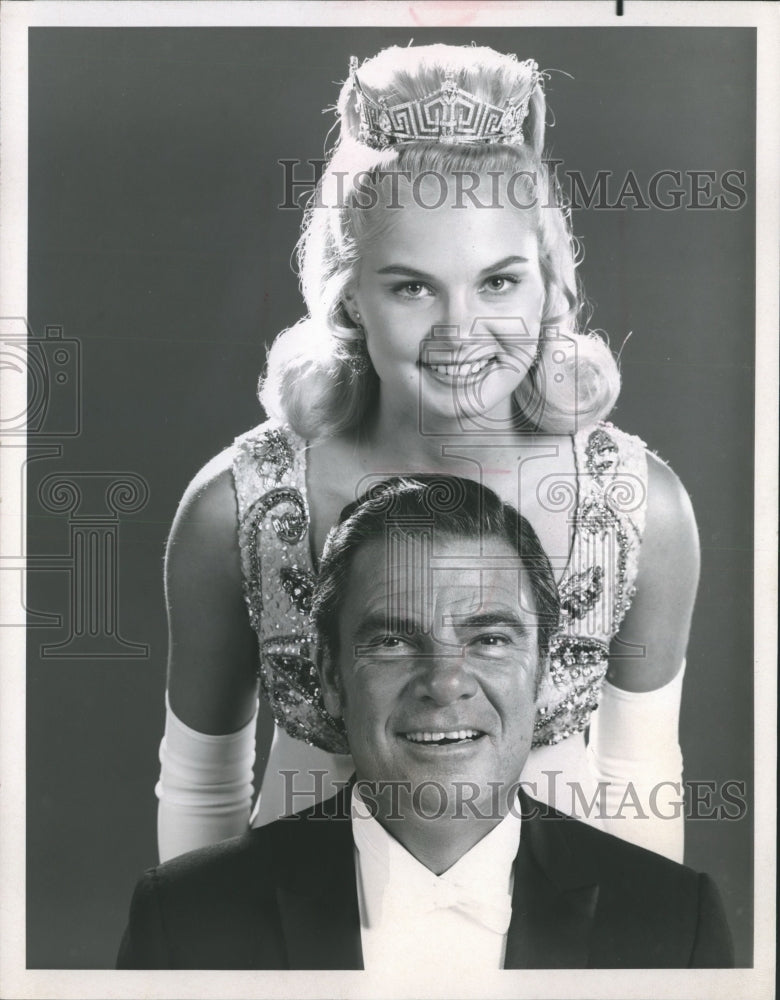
[274,785,364,970]
[504,792,599,969]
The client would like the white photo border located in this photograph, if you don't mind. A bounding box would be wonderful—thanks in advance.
[0,2,776,998]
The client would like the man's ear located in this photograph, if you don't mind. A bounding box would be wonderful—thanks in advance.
[318,650,343,719]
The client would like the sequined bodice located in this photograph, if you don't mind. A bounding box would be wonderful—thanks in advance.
[232,421,647,752]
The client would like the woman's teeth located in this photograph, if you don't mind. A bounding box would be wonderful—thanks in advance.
[427,357,492,377]
[405,729,481,744]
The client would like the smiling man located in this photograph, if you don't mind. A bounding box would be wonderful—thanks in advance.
[311,476,558,972]
[118,476,733,971]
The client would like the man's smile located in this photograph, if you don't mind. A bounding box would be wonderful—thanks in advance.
[400,728,487,746]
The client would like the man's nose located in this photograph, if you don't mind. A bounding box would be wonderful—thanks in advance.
[413,649,478,706]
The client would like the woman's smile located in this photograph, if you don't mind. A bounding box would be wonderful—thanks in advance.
[420,354,498,383]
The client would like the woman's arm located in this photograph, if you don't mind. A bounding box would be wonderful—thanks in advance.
[588,453,700,862]
[165,452,258,730]
[608,452,700,693]
[157,451,260,861]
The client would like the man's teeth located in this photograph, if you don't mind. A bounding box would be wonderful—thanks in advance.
[405,729,481,743]
[427,358,492,377]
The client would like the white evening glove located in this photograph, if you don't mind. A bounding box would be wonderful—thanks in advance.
[155,692,257,863]
[586,661,686,863]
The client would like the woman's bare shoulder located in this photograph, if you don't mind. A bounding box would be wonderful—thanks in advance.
[167,446,240,573]
[644,450,698,550]
[592,422,696,544]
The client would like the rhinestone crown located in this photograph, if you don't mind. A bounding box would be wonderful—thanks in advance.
[349,55,541,150]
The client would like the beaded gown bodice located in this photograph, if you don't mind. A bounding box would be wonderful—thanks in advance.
[232,420,648,753]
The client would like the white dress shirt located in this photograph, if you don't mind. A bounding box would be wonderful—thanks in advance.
[351,787,522,972]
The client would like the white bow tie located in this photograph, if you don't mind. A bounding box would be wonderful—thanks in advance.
[380,877,513,935]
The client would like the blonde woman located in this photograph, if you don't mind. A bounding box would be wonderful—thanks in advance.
[157,44,698,865]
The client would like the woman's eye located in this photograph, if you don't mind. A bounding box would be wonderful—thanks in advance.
[393,281,431,299]
[484,275,520,293]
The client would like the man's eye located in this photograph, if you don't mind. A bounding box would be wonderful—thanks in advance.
[369,635,406,649]
[469,633,516,655]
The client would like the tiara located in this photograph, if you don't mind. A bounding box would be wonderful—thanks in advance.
[348,55,541,150]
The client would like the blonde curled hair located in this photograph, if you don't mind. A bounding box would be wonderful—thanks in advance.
[259,44,620,438]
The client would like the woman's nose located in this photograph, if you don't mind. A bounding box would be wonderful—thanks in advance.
[438,290,476,341]
[413,650,478,706]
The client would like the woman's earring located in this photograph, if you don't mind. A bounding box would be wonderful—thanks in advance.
[346,312,371,376]
[347,336,371,376]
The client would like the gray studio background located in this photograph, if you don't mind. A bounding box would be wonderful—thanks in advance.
[26,27,754,967]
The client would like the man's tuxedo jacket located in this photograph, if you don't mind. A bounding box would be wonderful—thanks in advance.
[117,791,733,969]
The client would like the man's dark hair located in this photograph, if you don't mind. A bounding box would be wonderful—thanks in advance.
[312,475,560,672]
